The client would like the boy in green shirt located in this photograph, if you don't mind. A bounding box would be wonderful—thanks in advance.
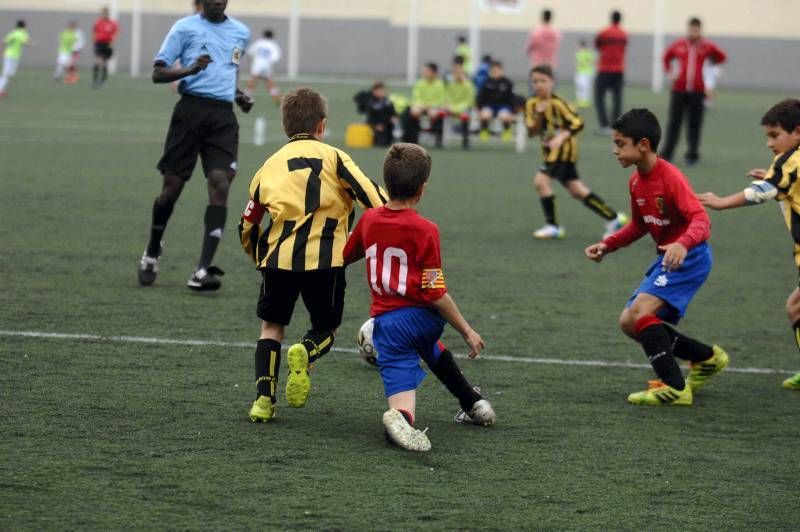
[445,56,475,149]
[54,21,79,83]
[402,62,446,147]
[455,35,472,74]
[0,20,30,96]
[574,39,595,108]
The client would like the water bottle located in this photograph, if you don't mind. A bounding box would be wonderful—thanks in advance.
[254,117,266,146]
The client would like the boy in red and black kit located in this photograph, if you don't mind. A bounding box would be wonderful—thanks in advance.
[344,143,495,451]
[585,108,728,406]
[660,17,726,165]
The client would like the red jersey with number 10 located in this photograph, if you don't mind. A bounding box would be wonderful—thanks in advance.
[602,158,710,253]
[343,206,447,317]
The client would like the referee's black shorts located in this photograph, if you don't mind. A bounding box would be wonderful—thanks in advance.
[94,42,113,59]
[257,268,346,330]
[157,94,239,180]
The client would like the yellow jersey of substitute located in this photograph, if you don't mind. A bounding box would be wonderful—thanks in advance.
[744,145,800,267]
[239,133,387,271]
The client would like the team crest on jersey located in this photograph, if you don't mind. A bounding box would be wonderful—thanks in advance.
[655,196,665,214]
[422,269,446,290]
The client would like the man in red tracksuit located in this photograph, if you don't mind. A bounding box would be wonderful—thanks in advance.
[594,10,627,134]
[92,6,119,89]
[660,17,726,166]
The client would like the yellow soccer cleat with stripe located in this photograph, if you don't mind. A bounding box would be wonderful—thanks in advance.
[687,345,729,392]
[248,396,276,423]
[627,380,693,406]
[782,372,800,391]
[285,343,311,408]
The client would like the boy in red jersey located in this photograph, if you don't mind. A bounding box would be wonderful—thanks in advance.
[584,108,728,406]
[344,143,496,451]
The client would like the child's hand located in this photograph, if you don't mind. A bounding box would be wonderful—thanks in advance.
[463,329,485,359]
[747,168,767,179]
[584,242,608,262]
[696,192,724,210]
[658,242,687,271]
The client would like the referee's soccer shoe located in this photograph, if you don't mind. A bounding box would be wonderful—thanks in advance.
[187,266,224,291]
[138,244,162,286]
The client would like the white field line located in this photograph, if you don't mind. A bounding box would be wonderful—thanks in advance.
[0,330,794,376]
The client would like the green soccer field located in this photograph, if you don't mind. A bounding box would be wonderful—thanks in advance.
[1,71,798,529]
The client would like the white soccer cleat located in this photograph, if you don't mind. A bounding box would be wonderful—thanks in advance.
[382,409,431,452]
[454,399,496,426]
[533,224,565,240]
[138,248,161,287]
[603,212,629,239]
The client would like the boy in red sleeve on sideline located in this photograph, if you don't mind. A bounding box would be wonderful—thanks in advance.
[585,108,728,406]
[344,143,495,452]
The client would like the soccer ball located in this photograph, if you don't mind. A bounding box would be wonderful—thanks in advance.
[357,318,378,367]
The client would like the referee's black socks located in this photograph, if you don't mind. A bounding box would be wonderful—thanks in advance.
[199,205,227,269]
[255,339,281,402]
[147,197,175,257]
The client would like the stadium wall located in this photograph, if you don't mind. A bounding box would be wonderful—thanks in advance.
[1,7,799,91]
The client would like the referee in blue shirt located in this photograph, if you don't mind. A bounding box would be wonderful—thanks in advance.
[138,0,253,291]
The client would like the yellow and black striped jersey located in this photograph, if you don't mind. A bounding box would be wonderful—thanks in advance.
[239,133,387,271]
[748,145,800,266]
[525,94,583,163]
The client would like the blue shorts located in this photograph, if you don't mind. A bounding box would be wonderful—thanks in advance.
[373,307,446,397]
[482,104,513,116]
[626,242,712,324]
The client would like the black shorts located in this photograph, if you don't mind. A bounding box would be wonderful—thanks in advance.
[94,42,113,59]
[257,268,346,330]
[157,94,239,180]
[540,161,579,184]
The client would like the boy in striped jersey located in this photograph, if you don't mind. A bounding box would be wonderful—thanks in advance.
[526,64,627,239]
[240,87,387,422]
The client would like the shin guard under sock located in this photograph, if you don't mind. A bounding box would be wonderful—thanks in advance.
[255,339,281,402]
[635,315,685,390]
[431,349,482,411]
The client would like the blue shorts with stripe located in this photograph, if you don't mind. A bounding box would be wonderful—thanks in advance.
[626,242,712,324]
[372,307,446,397]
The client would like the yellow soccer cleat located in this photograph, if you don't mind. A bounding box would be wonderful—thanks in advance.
[687,345,730,392]
[285,343,311,408]
[248,396,276,423]
[500,128,513,142]
[782,372,800,390]
[627,380,693,406]
[479,129,491,141]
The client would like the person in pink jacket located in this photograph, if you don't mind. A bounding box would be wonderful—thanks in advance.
[525,9,562,71]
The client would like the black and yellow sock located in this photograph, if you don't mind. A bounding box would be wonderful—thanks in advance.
[198,205,227,268]
[582,191,617,221]
[303,329,335,364]
[792,320,800,351]
[255,339,281,402]
[147,197,175,257]
[635,315,685,390]
[431,349,482,411]
[540,195,558,226]
[664,325,713,362]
